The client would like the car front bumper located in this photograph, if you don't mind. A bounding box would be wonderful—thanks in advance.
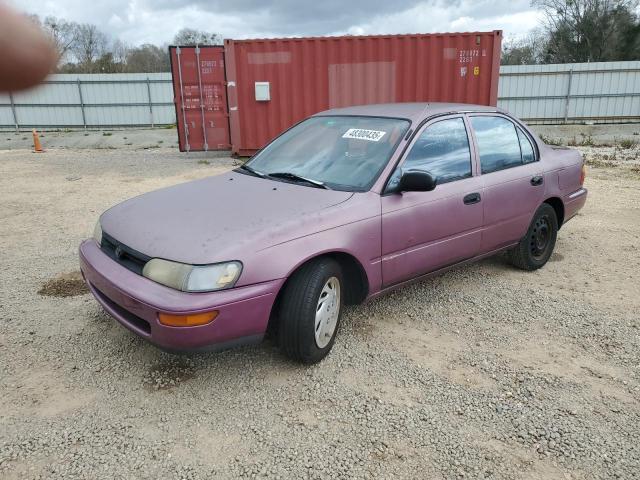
[79,239,283,352]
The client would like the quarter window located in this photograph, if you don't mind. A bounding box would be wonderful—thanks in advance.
[471,116,522,174]
[388,117,472,190]
[517,128,536,164]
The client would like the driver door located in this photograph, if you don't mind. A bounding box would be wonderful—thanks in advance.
[380,115,484,287]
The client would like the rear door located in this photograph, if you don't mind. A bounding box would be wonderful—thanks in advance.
[170,46,230,152]
[380,115,484,287]
[467,114,545,253]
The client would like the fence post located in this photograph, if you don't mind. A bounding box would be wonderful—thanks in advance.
[563,69,573,124]
[146,77,154,127]
[77,78,87,129]
[9,92,18,132]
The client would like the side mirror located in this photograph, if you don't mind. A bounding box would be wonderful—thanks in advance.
[398,169,437,192]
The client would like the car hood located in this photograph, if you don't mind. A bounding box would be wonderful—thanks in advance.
[100,171,354,265]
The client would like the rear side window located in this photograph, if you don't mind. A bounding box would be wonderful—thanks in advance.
[388,117,472,189]
[517,128,536,164]
[471,116,522,174]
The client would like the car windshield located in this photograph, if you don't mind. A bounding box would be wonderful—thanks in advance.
[244,116,410,191]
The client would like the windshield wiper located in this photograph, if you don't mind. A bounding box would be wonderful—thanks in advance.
[267,172,330,189]
[237,164,266,178]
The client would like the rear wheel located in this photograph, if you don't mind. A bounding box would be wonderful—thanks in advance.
[277,258,343,364]
[509,203,558,270]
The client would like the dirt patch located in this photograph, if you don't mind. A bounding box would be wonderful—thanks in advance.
[142,361,196,391]
[38,270,88,297]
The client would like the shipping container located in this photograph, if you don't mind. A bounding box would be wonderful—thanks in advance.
[170,31,502,154]
[225,32,502,155]
[169,46,230,151]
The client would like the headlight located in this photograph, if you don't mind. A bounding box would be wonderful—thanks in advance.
[93,220,102,245]
[142,259,242,292]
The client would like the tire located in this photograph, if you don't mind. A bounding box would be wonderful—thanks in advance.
[509,203,558,271]
[277,258,343,364]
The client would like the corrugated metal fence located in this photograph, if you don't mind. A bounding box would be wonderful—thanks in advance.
[1,61,638,130]
[0,73,175,130]
[498,61,640,124]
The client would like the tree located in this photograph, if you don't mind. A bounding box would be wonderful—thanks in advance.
[533,0,640,63]
[172,28,222,46]
[502,31,548,64]
[72,23,108,72]
[125,44,170,72]
[42,16,79,65]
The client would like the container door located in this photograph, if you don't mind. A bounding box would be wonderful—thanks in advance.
[170,46,230,152]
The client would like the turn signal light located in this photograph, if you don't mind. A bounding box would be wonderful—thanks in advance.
[580,164,586,185]
[158,311,218,327]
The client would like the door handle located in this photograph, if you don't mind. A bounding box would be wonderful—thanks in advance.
[463,192,481,205]
[531,175,544,186]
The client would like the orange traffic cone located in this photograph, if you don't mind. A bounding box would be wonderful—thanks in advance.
[32,129,44,153]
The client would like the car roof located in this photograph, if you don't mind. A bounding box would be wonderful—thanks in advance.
[313,102,502,122]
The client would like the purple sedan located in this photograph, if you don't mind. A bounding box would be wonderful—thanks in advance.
[80,103,587,363]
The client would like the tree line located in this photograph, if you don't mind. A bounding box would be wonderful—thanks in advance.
[29,0,640,72]
[502,0,640,64]
[30,15,222,73]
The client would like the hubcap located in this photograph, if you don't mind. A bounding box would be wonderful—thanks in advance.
[314,277,340,349]
[530,215,551,259]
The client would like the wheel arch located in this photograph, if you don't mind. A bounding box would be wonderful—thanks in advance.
[266,251,370,336]
[543,196,565,229]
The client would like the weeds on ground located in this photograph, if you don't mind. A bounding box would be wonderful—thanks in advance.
[586,154,618,168]
[162,124,176,129]
[539,134,563,146]
[619,139,637,150]
[568,133,595,147]
[579,133,594,146]
[102,132,112,136]
[197,159,211,165]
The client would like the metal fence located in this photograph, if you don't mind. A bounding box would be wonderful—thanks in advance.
[0,73,175,130]
[1,61,639,130]
[498,61,640,124]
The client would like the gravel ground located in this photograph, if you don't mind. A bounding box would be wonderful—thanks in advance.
[1,143,639,479]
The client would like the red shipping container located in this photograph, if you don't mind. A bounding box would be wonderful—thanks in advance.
[169,46,230,152]
[224,31,502,155]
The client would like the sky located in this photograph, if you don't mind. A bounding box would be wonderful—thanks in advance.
[12,0,545,46]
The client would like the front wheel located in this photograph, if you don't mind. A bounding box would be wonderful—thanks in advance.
[277,258,343,364]
[508,203,558,270]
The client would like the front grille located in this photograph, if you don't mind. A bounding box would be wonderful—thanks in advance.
[92,283,151,335]
[100,231,151,275]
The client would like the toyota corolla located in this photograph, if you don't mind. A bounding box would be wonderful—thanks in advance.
[79,103,587,363]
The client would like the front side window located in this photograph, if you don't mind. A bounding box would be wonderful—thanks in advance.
[471,116,522,174]
[245,116,409,191]
[387,117,472,190]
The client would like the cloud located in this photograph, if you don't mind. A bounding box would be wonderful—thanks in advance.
[12,0,543,46]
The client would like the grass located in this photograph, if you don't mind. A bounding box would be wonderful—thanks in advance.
[568,133,595,147]
[538,134,563,146]
[102,132,112,136]
[619,139,637,150]
[197,159,211,165]
[585,155,618,168]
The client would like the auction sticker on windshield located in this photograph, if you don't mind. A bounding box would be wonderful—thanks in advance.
[342,128,386,142]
